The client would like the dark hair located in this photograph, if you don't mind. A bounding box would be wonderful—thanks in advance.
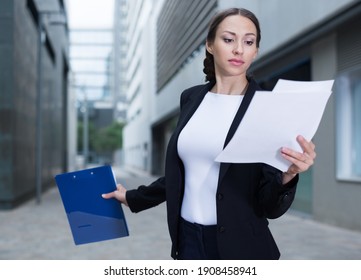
[203,8,261,82]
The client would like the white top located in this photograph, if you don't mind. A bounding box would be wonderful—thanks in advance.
[177,92,243,225]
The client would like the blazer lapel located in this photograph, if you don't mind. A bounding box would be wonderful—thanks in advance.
[176,82,215,133]
[218,79,259,184]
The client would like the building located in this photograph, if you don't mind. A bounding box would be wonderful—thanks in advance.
[0,0,71,208]
[116,0,361,231]
[113,0,128,124]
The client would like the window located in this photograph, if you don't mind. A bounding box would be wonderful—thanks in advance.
[335,66,361,182]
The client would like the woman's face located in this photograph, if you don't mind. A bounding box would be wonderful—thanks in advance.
[206,15,259,79]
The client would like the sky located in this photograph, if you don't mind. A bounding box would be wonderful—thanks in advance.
[67,0,115,29]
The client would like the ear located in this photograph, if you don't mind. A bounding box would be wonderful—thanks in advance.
[206,41,213,54]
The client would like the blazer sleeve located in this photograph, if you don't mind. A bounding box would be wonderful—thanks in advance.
[257,164,299,219]
[125,176,166,213]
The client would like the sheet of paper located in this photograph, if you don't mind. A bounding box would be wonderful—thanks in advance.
[215,79,334,172]
[273,79,334,93]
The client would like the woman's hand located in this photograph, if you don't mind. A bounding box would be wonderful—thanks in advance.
[102,183,129,207]
[281,135,316,184]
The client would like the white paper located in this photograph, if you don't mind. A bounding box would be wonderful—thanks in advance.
[215,79,334,172]
[273,79,334,93]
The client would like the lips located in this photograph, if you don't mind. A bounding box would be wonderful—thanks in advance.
[228,59,244,66]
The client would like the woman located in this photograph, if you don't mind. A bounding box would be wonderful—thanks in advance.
[102,8,316,260]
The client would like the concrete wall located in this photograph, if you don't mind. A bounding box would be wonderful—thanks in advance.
[312,33,361,231]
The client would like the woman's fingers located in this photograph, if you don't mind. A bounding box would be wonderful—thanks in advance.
[102,184,128,206]
[281,135,316,174]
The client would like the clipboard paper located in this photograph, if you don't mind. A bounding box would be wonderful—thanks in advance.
[55,165,129,245]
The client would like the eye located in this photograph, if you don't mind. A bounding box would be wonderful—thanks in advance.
[244,40,255,46]
[223,38,234,43]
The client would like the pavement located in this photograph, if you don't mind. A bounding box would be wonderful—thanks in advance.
[1,165,361,260]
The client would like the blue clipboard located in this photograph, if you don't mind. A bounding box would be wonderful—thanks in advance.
[55,165,129,245]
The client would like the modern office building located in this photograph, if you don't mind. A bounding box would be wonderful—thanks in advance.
[116,0,361,231]
[0,0,71,208]
[113,0,128,124]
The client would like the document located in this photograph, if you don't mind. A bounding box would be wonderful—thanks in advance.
[55,165,129,245]
[215,79,334,172]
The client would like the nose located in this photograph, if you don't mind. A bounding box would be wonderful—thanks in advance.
[233,41,243,55]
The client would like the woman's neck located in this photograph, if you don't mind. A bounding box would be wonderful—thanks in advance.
[211,76,249,95]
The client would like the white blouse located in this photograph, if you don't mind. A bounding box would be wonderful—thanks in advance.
[177,92,243,225]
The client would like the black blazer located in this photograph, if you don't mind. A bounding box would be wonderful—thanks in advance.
[126,78,298,260]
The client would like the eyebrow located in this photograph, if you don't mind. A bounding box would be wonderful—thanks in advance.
[222,30,256,37]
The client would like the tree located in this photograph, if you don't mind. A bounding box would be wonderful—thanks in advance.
[77,121,96,152]
[93,121,124,154]
[77,121,124,163]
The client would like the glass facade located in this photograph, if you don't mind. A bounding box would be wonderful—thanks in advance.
[336,67,361,181]
[69,29,113,101]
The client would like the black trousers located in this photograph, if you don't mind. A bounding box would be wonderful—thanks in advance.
[178,217,221,260]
